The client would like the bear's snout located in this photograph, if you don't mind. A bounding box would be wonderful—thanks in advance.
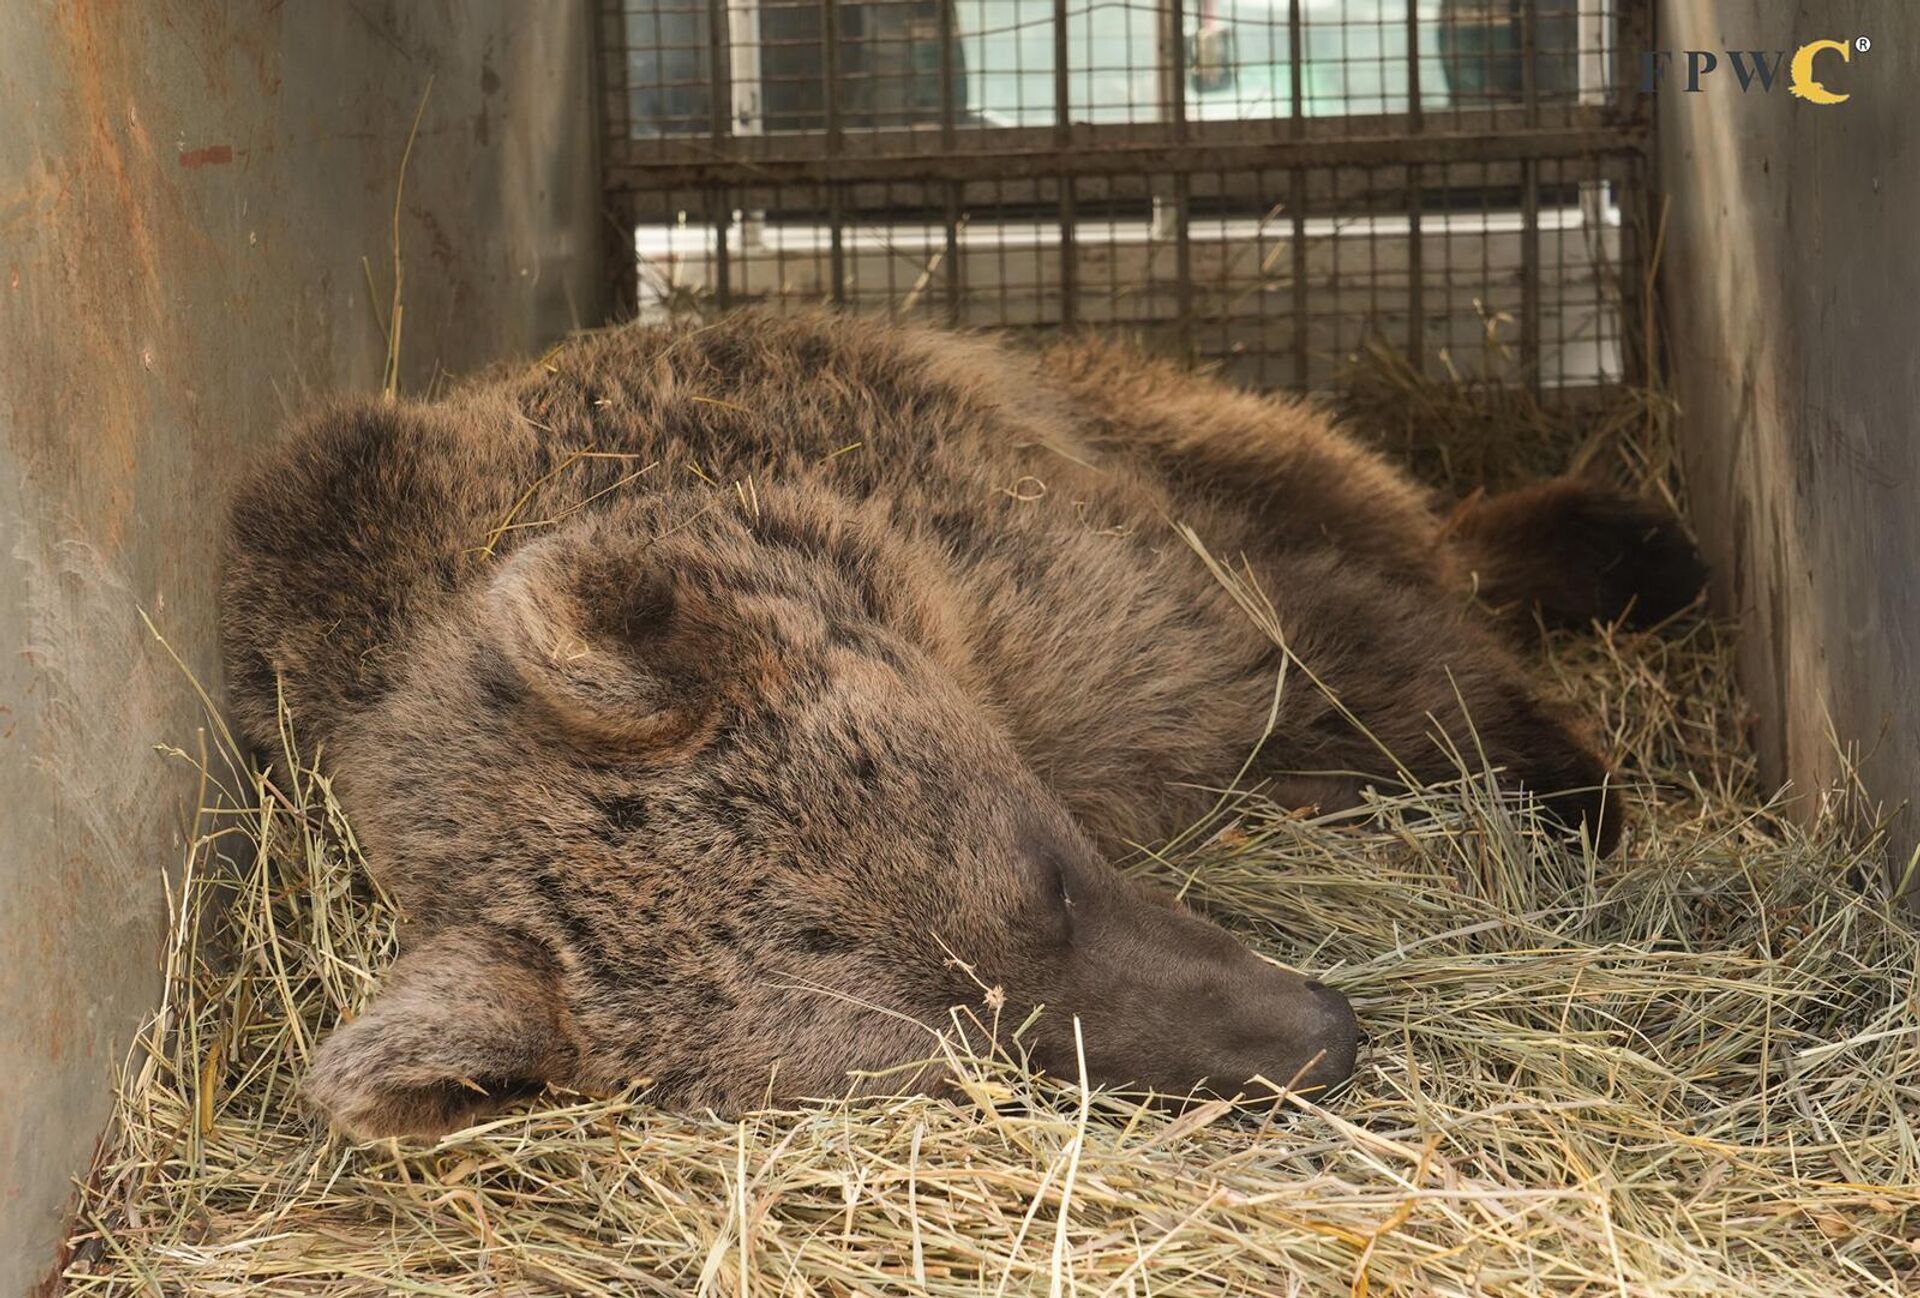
[1282,981,1361,1094]
[1205,961,1360,1100]
[1044,882,1363,1104]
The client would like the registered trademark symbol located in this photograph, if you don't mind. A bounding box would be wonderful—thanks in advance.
[1855,35,1871,53]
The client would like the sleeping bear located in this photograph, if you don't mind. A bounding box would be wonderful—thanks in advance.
[222,310,1704,1138]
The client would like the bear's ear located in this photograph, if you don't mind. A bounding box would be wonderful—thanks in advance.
[484,530,715,751]
[305,928,577,1141]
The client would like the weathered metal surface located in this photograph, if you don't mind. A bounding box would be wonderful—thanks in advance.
[605,111,1648,191]
[1659,2,1917,888]
[0,4,606,1291]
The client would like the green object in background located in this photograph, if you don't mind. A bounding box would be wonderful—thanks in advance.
[1438,0,1579,102]
[1188,25,1238,94]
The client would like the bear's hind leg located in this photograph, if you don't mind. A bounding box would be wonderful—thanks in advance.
[1446,477,1707,631]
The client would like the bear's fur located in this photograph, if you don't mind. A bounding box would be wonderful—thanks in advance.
[223,310,1703,1138]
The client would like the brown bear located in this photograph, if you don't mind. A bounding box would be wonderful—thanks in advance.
[222,309,1703,1139]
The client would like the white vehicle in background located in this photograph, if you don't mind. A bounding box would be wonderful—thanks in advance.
[957,0,1583,128]
[623,1,1586,136]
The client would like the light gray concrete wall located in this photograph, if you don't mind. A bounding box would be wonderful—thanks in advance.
[0,5,607,1291]
[1658,3,1916,884]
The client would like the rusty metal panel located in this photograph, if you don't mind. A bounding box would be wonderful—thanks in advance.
[1659,1,1919,892]
[0,5,607,1291]
[605,111,1646,187]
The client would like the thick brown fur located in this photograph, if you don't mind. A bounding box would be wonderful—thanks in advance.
[1446,476,1709,631]
[223,311,1703,1138]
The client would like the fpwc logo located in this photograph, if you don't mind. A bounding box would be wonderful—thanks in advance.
[1641,36,1872,104]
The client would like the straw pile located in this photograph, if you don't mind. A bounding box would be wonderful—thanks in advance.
[63,369,1919,1296]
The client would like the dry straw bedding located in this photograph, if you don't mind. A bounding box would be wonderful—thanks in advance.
[62,374,1920,1296]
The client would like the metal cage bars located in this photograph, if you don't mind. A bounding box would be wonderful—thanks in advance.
[598,0,1654,392]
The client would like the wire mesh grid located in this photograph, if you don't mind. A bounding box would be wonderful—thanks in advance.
[599,0,1650,393]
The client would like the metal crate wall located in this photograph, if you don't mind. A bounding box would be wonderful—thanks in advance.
[598,0,1651,393]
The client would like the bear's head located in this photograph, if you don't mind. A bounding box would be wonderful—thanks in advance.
[306,490,1358,1138]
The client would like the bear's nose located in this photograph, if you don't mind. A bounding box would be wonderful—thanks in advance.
[1289,982,1361,1095]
